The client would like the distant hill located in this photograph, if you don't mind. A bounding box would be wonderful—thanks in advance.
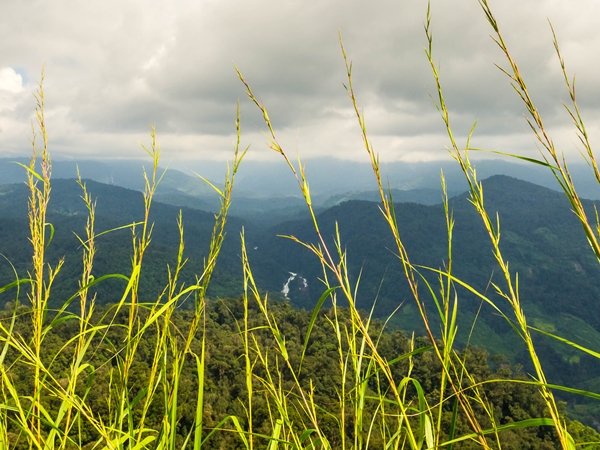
[249,175,600,393]
[321,187,461,207]
[0,158,317,226]
[170,157,600,200]
[3,156,600,228]
[0,179,261,307]
[0,157,216,194]
[3,173,599,354]
[2,173,600,419]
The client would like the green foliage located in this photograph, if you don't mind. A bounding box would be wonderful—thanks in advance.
[2,2,600,449]
[2,299,596,449]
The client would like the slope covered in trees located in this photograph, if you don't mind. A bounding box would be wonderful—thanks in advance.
[0,179,250,308]
[2,300,598,449]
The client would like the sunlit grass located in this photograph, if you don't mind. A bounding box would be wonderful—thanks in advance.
[0,1,599,449]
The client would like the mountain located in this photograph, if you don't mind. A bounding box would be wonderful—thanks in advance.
[0,158,318,226]
[171,157,600,201]
[3,173,599,357]
[321,187,461,207]
[2,172,600,421]
[249,175,600,394]
[4,156,600,228]
[0,157,210,192]
[0,179,263,308]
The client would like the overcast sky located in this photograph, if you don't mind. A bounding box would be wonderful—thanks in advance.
[0,0,599,168]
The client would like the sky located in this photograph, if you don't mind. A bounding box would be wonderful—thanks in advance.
[0,0,599,169]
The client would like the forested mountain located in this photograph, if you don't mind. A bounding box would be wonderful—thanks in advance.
[320,187,461,207]
[0,179,253,308]
[249,175,600,421]
[2,174,600,358]
[0,158,318,227]
[1,173,600,425]
[4,156,600,225]
[2,174,599,351]
[255,175,600,333]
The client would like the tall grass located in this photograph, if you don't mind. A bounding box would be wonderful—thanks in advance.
[0,1,599,449]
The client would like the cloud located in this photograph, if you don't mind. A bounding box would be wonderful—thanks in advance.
[0,67,31,149]
[0,0,598,163]
[0,68,24,94]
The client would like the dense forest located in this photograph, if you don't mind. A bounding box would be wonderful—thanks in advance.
[2,299,599,449]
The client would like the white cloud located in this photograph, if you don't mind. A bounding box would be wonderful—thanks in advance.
[0,0,598,164]
[0,68,24,94]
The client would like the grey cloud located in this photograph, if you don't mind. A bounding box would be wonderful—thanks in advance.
[0,0,598,162]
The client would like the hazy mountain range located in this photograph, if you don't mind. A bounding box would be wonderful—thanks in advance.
[1,156,600,410]
[3,156,600,200]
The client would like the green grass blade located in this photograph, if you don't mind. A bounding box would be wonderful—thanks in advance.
[44,222,55,249]
[193,349,205,450]
[446,396,459,450]
[267,419,283,450]
[0,278,32,294]
[299,286,338,372]
[436,418,554,448]
[13,161,44,181]
[530,326,600,359]
[200,416,250,449]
